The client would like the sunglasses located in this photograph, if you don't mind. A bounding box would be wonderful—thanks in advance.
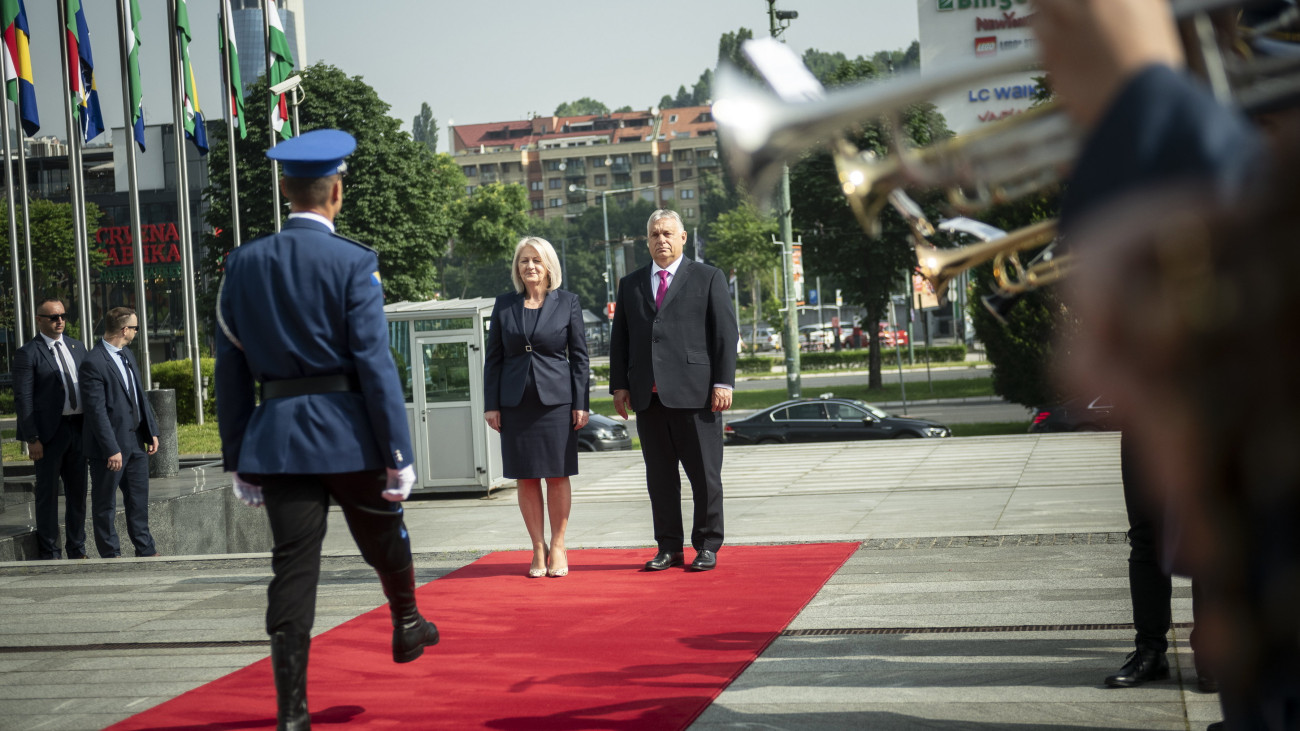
[124,325,139,331]
[38,313,67,321]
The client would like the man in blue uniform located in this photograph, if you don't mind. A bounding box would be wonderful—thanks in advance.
[216,129,438,731]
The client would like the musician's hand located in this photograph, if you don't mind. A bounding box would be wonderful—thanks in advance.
[1032,0,1185,129]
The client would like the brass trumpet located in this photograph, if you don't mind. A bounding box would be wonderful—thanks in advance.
[714,0,1300,249]
[916,219,1060,300]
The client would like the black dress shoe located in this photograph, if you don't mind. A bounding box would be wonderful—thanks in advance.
[1105,649,1170,687]
[690,549,717,571]
[644,550,684,571]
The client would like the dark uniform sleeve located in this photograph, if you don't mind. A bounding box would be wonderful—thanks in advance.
[1062,65,1265,233]
[215,273,256,471]
[346,252,414,470]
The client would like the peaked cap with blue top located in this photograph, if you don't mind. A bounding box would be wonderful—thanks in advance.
[266,128,356,178]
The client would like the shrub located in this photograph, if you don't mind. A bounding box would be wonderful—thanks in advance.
[150,358,216,424]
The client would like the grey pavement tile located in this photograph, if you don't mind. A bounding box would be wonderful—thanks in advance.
[695,702,1199,730]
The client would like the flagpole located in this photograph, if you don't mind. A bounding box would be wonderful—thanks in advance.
[56,0,92,344]
[115,0,149,380]
[166,0,202,424]
[17,113,35,339]
[1,89,23,346]
[263,0,281,232]
[220,0,241,248]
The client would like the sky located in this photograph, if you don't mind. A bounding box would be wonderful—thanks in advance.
[24,1,918,149]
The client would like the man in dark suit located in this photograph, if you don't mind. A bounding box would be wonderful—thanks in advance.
[610,209,738,572]
[79,306,159,559]
[216,129,438,730]
[13,298,88,560]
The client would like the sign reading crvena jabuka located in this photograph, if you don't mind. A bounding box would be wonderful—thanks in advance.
[918,0,1042,135]
[95,222,184,282]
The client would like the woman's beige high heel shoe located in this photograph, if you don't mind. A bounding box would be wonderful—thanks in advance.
[547,548,568,578]
[528,547,548,578]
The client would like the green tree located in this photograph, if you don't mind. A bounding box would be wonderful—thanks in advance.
[554,97,609,117]
[802,49,849,83]
[707,200,780,349]
[2,198,105,332]
[789,57,954,388]
[692,69,714,105]
[411,101,439,154]
[201,62,466,309]
[449,183,530,298]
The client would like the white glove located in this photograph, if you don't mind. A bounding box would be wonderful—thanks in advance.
[383,465,416,502]
[232,473,264,507]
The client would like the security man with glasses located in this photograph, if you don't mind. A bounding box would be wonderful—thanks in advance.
[215,129,438,731]
[79,306,160,559]
[13,299,89,560]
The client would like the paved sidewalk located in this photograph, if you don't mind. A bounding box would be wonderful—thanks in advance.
[0,433,1219,730]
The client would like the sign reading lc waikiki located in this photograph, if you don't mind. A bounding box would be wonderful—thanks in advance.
[918,0,1042,135]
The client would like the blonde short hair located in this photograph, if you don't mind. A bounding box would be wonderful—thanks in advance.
[510,236,563,293]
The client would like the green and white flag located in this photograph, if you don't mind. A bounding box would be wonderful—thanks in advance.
[267,3,293,140]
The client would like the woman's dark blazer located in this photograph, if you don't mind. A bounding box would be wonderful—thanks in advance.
[484,289,590,412]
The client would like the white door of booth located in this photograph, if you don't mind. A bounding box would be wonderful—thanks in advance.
[413,335,484,488]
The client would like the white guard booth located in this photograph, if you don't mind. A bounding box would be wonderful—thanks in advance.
[384,298,506,494]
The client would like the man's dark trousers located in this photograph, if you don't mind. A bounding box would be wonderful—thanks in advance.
[258,471,413,635]
[89,441,155,558]
[1121,433,1203,660]
[636,394,725,553]
[33,415,88,559]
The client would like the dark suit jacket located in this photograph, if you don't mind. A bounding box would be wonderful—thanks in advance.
[609,257,738,412]
[215,216,414,474]
[13,335,86,444]
[79,343,158,459]
[484,289,590,411]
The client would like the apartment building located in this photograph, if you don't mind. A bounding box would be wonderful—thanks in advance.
[450,105,719,221]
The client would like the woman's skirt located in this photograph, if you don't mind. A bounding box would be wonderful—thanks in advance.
[500,373,578,479]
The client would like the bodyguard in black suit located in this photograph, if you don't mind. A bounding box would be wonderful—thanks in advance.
[610,209,738,572]
[79,307,160,558]
[13,298,88,560]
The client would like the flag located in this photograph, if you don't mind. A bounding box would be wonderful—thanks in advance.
[2,0,39,136]
[124,0,144,150]
[67,0,104,142]
[219,0,245,139]
[267,3,294,140]
[175,0,206,154]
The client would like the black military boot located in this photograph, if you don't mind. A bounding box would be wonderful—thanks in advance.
[378,564,440,663]
[270,631,311,730]
[1105,648,1170,687]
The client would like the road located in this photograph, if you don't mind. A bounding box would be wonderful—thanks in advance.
[732,363,992,393]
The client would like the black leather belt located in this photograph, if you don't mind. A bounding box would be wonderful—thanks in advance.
[261,373,362,400]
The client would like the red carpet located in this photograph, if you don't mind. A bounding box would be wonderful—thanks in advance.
[107,543,857,730]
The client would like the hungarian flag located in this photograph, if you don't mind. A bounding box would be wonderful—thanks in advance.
[124,0,144,150]
[66,0,104,142]
[1,0,39,136]
[219,0,245,139]
[267,4,294,140]
[175,0,206,154]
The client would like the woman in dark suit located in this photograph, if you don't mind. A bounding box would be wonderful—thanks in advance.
[484,236,590,578]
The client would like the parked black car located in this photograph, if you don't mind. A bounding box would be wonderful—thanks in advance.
[724,396,951,445]
[578,412,632,451]
[1028,396,1116,433]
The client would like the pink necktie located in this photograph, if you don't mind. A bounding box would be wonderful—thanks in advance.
[655,270,670,309]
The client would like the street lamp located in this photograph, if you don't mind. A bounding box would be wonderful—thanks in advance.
[570,182,658,307]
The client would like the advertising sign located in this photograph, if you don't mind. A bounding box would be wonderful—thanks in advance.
[918,0,1042,135]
